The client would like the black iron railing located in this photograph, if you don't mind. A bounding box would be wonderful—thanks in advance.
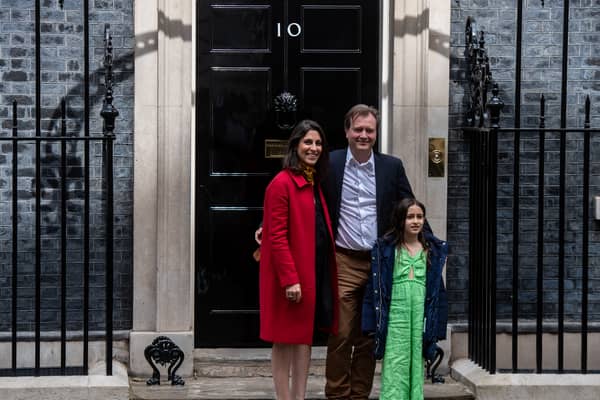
[464,17,500,374]
[464,16,599,374]
[0,2,117,377]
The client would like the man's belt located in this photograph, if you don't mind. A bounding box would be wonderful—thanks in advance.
[335,246,371,260]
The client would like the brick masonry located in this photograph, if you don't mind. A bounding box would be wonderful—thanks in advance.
[0,0,133,332]
[448,0,600,323]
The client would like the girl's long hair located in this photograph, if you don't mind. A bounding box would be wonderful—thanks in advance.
[282,119,328,182]
[384,198,429,261]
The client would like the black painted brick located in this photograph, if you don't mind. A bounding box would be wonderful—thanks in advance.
[449,2,600,325]
[0,0,133,332]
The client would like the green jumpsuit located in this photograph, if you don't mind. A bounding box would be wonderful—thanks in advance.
[380,247,426,400]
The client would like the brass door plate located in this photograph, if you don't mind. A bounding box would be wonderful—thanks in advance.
[264,139,288,158]
[428,138,445,178]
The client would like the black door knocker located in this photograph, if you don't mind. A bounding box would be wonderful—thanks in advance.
[273,92,298,130]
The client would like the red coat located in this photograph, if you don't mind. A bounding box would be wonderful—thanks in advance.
[259,169,338,344]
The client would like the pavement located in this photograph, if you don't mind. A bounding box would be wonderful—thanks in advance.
[0,361,130,400]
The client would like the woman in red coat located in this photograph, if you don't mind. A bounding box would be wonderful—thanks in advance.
[259,120,338,400]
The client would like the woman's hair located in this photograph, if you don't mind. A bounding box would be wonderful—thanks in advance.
[385,198,428,252]
[282,119,329,181]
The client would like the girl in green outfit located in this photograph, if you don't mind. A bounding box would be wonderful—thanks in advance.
[383,198,429,399]
[363,198,449,400]
[381,198,427,399]
[363,198,428,400]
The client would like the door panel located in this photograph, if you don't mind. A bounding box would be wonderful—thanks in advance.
[210,5,272,52]
[289,0,378,147]
[196,0,379,347]
[301,6,362,52]
[210,67,272,174]
[300,68,362,139]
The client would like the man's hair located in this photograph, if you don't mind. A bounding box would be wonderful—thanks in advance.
[343,104,380,131]
[282,119,329,182]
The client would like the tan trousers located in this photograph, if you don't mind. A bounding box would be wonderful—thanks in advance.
[325,251,376,400]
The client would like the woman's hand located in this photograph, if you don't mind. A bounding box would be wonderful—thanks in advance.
[255,227,263,245]
[285,283,302,303]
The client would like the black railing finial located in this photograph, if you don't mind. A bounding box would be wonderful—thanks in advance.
[539,94,546,129]
[478,29,485,50]
[584,95,591,128]
[465,17,494,128]
[487,84,504,128]
[101,24,119,135]
[12,100,18,132]
[465,16,476,49]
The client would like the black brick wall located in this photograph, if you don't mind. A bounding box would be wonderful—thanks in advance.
[448,0,600,323]
[0,0,133,332]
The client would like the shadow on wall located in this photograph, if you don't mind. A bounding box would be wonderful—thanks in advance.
[394,8,450,57]
[46,9,191,134]
[0,8,198,332]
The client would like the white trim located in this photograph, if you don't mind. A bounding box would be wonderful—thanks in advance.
[379,0,392,154]
[190,0,197,321]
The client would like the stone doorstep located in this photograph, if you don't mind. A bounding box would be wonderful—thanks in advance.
[129,375,474,400]
[193,347,382,378]
[194,347,326,363]
[0,361,129,400]
[194,347,323,378]
[124,347,473,400]
[452,358,600,400]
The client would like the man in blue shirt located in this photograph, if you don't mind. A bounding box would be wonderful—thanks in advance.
[322,104,421,400]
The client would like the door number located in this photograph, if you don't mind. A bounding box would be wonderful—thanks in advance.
[276,23,302,38]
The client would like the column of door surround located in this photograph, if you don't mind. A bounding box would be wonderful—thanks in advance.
[390,0,450,239]
[130,0,195,376]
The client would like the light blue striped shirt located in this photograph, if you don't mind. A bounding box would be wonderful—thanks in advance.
[336,150,378,251]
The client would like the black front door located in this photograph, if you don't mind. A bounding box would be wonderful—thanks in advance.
[195,0,379,347]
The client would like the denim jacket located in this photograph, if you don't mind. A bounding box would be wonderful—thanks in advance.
[361,233,449,361]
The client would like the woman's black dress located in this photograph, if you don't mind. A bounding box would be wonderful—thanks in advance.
[314,185,334,329]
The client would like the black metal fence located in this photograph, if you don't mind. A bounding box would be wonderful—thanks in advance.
[464,15,600,374]
[0,1,117,377]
